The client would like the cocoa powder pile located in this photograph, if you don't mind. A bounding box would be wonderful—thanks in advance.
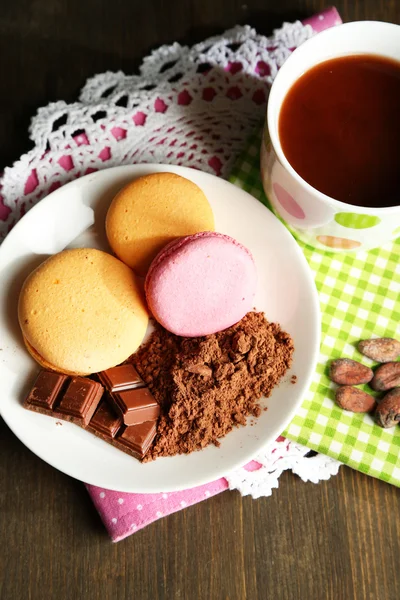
[131,312,294,461]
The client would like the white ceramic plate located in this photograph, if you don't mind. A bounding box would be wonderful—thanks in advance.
[0,164,320,492]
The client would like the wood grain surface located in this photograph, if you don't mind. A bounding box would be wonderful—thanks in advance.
[1,2,400,599]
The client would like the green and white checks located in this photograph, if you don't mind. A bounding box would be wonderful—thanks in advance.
[229,129,400,487]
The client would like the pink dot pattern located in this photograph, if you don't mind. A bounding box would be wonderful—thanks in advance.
[85,439,287,542]
[87,479,228,542]
[273,183,305,220]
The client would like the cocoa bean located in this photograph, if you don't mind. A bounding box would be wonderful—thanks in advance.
[335,386,376,413]
[329,358,373,385]
[375,388,400,428]
[358,338,400,363]
[370,362,400,391]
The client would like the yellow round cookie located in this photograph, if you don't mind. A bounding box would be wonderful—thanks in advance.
[106,172,215,276]
[18,248,149,375]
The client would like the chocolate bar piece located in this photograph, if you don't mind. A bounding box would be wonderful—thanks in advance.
[23,369,157,462]
[24,370,68,413]
[113,421,157,458]
[97,364,160,427]
[87,398,122,439]
[98,364,144,392]
[112,387,160,426]
[57,377,104,427]
[88,402,157,459]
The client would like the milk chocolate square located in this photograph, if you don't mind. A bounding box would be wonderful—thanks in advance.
[114,421,157,458]
[98,364,144,393]
[24,370,68,414]
[112,387,160,426]
[87,398,122,439]
[57,377,104,427]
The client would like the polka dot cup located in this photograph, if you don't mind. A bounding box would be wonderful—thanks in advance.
[261,21,400,253]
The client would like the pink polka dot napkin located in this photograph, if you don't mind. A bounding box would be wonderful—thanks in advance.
[86,458,267,541]
[87,480,228,542]
[86,6,342,542]
[0,6,323,542]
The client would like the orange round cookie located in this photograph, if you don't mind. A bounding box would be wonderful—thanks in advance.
[23,337,82,376]
[18,248,149,375]
[105,172,215,276]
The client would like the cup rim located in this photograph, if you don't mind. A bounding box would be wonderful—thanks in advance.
[267,20,400,214]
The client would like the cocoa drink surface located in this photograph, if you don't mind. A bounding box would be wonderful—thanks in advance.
[131,312,294,461]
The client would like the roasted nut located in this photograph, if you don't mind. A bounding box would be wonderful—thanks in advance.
[329,358,373,385]
[375,388,400,428]
[335,386,376,413]
[370,362,400,391]
[358,338,400,363]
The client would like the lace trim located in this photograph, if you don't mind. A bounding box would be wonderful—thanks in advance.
[0,22,314,238]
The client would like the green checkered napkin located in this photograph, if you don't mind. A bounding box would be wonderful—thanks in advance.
[229,128,400,487]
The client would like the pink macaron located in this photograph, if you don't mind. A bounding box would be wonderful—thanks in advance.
[145,231,257,337]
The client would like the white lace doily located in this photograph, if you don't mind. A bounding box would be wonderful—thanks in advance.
[227,438,340,498]
[0,21,315,236]
[0,20,341,497]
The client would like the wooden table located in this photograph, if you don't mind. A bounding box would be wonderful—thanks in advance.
[1,2,399,599]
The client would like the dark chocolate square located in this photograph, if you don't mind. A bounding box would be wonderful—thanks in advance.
[112,387,160,426]
[98,364,144,393]
[57,377,104,427]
